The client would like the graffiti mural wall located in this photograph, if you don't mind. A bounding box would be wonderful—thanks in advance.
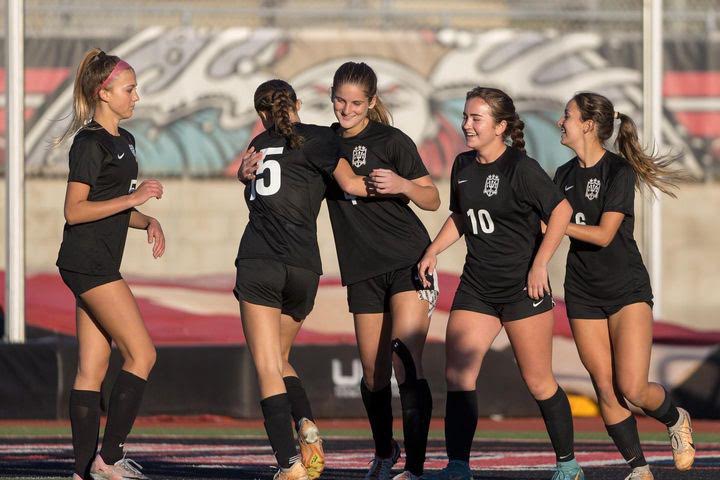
[11,28,715,179]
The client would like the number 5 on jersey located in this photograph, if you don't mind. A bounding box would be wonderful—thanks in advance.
[467,208,495,234]
[250,147,283,201]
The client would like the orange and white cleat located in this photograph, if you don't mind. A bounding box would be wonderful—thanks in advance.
[298,418,325,480]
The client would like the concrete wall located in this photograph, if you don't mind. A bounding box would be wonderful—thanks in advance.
[2,179,718,329]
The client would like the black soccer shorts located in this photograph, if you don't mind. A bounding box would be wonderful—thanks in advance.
[451,281,554,322]
[59,268,123,298]
[565,298,654,319]
[234,258,320,320]
[346,264,427,314]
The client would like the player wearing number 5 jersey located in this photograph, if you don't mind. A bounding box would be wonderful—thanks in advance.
[418,87,582,480]
[553,92,693,480]
[235,80,369,480]
[326,62,440,480]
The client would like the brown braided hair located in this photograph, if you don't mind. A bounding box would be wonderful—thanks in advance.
[254,79,304,149]
[331,61,392,125]
[55,48,127,145]
[466,87,525,153]
[573,92,684,197]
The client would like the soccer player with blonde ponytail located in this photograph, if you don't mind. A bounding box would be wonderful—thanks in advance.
[56,48,165,480]
[554,92,694,480]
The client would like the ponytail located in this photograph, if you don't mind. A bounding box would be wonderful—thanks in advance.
[509,113,526,153]
[615,112,684,198]
[55,48,126,146]
[367,95,392,125]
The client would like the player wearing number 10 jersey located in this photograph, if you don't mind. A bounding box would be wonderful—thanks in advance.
[418,87,582,480]
[235,79,369,480]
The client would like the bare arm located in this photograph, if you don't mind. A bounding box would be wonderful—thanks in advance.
[565,211,625,247]
[527,199,572,300]
[333,158,371,197]
[130,209,166,258]
[369,169,440,211]
[63,180,163,226]
[417,213,464,287]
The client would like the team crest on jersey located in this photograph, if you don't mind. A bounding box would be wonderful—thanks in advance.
[352,145,367,168]
[585,178,601,200]
[128,144,136,157]
[483,174,500,197]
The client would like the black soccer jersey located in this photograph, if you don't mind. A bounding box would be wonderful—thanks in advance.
[325,120,431,286]
[553,151,652,305]
[236,123,340,275]
[56,122,138,275]
[450,147,563,303]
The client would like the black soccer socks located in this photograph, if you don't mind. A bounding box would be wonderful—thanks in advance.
[99,370,147,464]
[70,389,102,477]
[261,393,298,469]
[283,376,314,430]
[361,379,395,458]
[536,386,575,462]
[606,415,648,468]
[643,386,680,427]
[445,390,478,462]
[399,379,433,475]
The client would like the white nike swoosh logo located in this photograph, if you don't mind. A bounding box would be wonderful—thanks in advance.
[564,185,574,191]
[118,153,125,159]
[458,179,469,184]
[532,298,544,307]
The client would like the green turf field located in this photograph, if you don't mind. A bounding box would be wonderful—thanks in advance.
[2,424,719,443]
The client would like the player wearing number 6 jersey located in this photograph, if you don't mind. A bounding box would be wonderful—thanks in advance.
[235,80,369,480]
[418,87,581,480]
[553,92,693,480]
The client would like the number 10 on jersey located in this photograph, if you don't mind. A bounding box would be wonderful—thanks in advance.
[250,147,283,201]
[466,208,495,234]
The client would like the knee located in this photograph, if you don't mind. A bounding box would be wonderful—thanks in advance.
[522,373,557,400]
[146,346,157,370]
[588,373,620,406]
[445,365,475,391]
[619,380,650,407]
[123,345,156,377]
[75,359,110,388]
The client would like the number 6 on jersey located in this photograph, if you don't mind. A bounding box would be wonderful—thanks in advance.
[250,147,283,201]
[467,208,495,234]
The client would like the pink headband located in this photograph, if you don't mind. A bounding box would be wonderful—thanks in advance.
[95,59,132,96]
